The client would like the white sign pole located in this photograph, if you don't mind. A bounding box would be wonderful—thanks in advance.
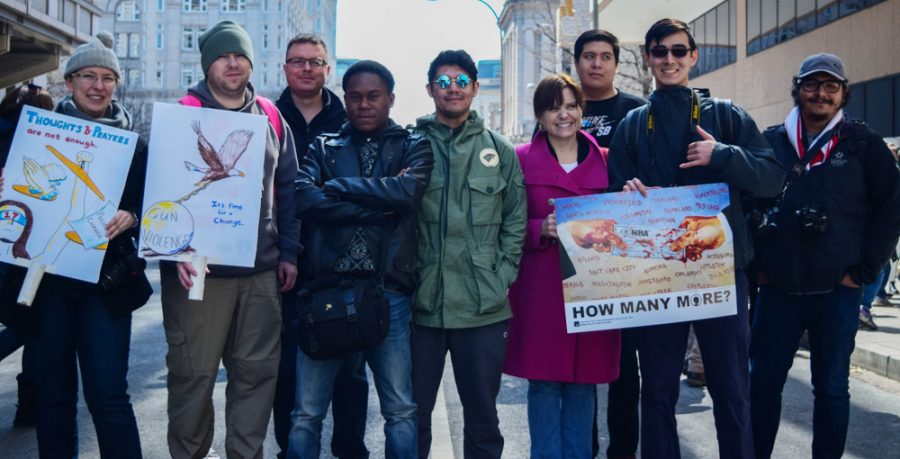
[16,262,46,306]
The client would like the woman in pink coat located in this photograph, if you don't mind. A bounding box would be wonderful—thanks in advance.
[504,74,621,458]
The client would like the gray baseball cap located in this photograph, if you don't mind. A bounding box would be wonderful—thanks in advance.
[797,53,847,81]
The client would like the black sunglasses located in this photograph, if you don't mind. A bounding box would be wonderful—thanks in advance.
[649,46,692,58]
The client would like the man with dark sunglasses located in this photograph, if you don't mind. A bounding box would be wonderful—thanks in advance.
[607,18,784,458]
[749,53,900,458]
[412,49,526,459]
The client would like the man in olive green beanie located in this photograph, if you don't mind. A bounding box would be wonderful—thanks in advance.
[199,20,254,74]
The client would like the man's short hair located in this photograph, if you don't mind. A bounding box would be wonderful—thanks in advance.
[342,60,395,92]
[285,33,328,61]
[427,50,478,84]
[574,29,620,64]
[644,18,696,54]
[533,73,585,118]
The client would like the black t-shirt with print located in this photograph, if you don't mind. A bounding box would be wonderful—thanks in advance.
[581,91,647,148]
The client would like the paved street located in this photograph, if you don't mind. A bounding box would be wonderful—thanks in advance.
[2,267,900,458]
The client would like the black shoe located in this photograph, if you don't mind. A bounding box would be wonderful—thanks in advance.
[13,375,35,428]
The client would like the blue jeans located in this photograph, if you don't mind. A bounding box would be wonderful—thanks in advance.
[861,264,890,312]
[288,289,417,459]
[29,277,141,458]
[528,380,595,459]
[750,284,861,458]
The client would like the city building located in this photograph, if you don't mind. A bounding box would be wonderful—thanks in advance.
[592,0,900,136]
[98,0,337,134]
[0,0,103,89]
[474,59,501,132]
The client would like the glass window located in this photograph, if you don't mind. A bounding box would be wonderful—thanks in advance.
[221,0,244,12]
[729,0,737,46]
[778,0,796,42]
[839,0,865,17]
[694,16,706,74]
[844,82,864,119]
[182,0,206,12]
[182,27,194,50]
[865,79,893,136]
[129,33,140,57]
[761,0,778,48]
[818,0,839,26]
[116,32,128,57]
[156,24,164,49]
[181,64,194,87]
[157,0,164,11]
[116,0,140,21]
[797,0,817,33]
[747,0,761,54]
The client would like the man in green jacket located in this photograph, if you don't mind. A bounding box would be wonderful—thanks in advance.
[412,49,526,459]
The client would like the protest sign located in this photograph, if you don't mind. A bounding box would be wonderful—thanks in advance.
[0,106,137,288]
[554,183,737,332]
[140,103,266,298]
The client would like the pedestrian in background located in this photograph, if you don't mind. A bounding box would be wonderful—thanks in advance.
[503,73,620,459]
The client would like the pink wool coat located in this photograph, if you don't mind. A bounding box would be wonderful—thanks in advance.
[503,130,621,384]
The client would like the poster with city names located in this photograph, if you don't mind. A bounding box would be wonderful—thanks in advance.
[0,105,137,283]
[139,102,266,268]
[554,183,737,333]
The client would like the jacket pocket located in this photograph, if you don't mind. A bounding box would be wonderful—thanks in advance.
[420,179,445,223]
[471,251,508,315]
[468,176,506,225]
[414,256,441,314]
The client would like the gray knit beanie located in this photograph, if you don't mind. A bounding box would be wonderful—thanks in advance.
[64,31,121,79]
[199,20,254,74]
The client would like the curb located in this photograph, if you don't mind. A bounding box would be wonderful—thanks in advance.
[851,343,900,382]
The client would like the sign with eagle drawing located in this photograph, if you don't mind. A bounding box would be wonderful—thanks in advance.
[140,102,266,271]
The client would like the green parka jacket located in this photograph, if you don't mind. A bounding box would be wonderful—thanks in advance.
[413,111,526,328]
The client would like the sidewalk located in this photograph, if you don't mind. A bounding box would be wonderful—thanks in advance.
[853,300,900,381]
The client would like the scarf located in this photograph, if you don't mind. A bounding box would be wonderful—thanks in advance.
[783,106,843,170]
[55,95,132,130]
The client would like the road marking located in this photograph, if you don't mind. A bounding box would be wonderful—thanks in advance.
[430,377,454,458]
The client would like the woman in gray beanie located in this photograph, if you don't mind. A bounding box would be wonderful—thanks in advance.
[26,31,150,458]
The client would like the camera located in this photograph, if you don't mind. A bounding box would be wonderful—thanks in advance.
[748,206,780,238]
[99,237,146,291]
[795,206,828,234]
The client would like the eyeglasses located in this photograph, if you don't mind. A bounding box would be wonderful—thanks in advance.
[72,73,118,86]
[286,58,327,68]
[796,78,846,94]
[649,46,692,59]
[433,74,471,89]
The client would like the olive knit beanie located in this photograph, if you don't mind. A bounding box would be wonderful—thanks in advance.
[199,20,254,74]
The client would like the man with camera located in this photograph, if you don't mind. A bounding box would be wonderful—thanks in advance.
[749,53,900,458]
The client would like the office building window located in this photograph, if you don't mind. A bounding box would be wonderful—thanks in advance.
[221,0,244,12]
[182,0,206,12]
[116,0,140,21]
[157,24,164,49]
[182,27,206,50]
[689,0,736,78]
[748,0,885,55]
[158,0,165,11]
[844,73,899,137]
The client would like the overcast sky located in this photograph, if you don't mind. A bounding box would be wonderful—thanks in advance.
[335,0,505,125]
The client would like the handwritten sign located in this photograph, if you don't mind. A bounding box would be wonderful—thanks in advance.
[140,102,266,268]
[0,106,137,283]
[555,183,737,333]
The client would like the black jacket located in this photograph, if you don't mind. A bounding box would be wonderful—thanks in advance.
[755,119,900,294]
[276,87,346,162]
[608,86,785,269]
[295,121,434,291]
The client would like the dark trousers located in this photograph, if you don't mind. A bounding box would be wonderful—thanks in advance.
[606,328,640,458]
[30,279,141,458]
[635,271,753,459]
[750,284,861,459]
[412,321,508,459]
[274,291,370,459]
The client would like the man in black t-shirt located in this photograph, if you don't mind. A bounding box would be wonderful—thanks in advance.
[573,29,646,459]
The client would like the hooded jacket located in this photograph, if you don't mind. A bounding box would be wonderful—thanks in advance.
[413,111,526,328]
[276,86,346,162]
[295,120,433,291]
[756,119,900,293]
[162,80,301,277]
[608,86,785,269]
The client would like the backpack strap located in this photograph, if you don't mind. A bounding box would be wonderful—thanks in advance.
[711,97,734,144]
[178,94,284,143]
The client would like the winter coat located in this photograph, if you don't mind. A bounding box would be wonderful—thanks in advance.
[503,130,621,384]
[276,86,346,162]
[608,86,785,269]
[756,119,900,293]
[413,111,526,328]
[295,121,433,291]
